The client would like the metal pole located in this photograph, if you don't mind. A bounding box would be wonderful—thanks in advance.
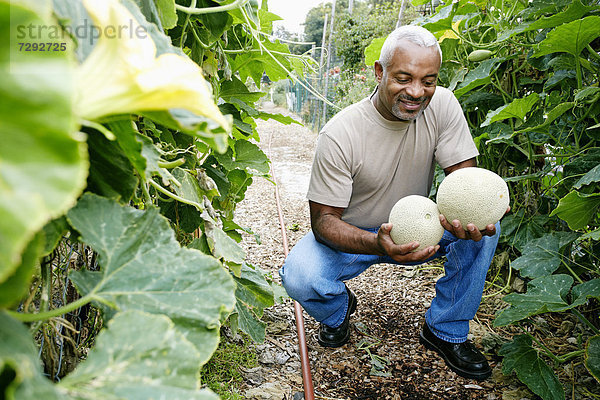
[396,0,407,28]
[348,0,354,13]
[269,134,315,400]
[321,0,336,128]
[318,13,328,130]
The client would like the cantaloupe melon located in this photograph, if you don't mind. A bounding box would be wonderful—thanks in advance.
[389,195,444,251]
[436,167,509,230]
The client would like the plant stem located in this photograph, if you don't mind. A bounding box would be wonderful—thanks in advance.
[157,158,186,169]
[557,349,586,364]
[7,295,94,322]
[179,0,196,48]
[149,179,204,211]
[524,330,562,364]
[572,308,600,335]
[176,0,248,15]
[575,55,583,90]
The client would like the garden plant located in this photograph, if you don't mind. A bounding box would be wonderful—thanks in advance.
[0,0,314,398]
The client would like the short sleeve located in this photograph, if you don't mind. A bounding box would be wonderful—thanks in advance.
[307,133,353,208]
[434,89,479,169]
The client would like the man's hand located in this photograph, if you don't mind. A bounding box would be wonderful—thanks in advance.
[439,206,510,241]
[376,223,439,263]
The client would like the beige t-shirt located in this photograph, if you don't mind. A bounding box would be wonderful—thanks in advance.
[307,86,479,228]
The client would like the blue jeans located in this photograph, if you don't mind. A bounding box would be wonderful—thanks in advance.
[279,223,500,343]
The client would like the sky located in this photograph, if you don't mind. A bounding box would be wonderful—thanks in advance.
[262,0,330,34]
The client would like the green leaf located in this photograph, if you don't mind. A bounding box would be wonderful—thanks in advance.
[258,8,282,33]
[191,0,233,43]
[0,233,42,308]
[59,310,218,399]
[571,279,600,308]
[499,0,596,41]
[575,86,600,103]
[574,164,600,189]
[499,335,565,400]
[204,220,246,265]
[233,140,270,175]
[550,191,600,230]
[580,229,600,241]
[482,93,539,127]
[142,109,229,154]
[234,302,266,343]
[257,112,301,125]
[170,167,206,207]
[233,263,274,310]
[132,0,177,30]
[586,335,600,383]
[219,76,265,103]
[364,37,386,67]
[214,140,270,175]
[454,58,503,98]
[494,275,574,326]
[66,193,236,363]
[532,16,600,58]
[40,217,68,257]
[86,130,138,201]
[510,232,578,278]
[0,311,62,400]
[517,102,575,133]
[499,212,548,251]
[0,0,87,286]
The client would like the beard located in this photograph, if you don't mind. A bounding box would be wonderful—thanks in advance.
[391,95,429,121]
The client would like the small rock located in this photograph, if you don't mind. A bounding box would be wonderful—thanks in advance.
[245,382,289,400]
[292,392,304,400]
[275,351,291,364]
[242,367,264,385]
[567,337,578,344]
[464,384,483,389]
[258,350,276,365]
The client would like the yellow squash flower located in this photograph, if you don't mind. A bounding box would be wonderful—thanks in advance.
[75,0,230,130]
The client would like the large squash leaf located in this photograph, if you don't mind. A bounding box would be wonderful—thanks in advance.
[494,274,574,327]
[586,335,600,383]
[66,193,236,363]
[482,93,540,127]
[58,310,218,400]
[532,16,600,58]
[0,0,87,285]
[510,232,577,278]
[454,58,503,98]
[550,191,600,231]
[499,335,565,400]
[0,312,62,400]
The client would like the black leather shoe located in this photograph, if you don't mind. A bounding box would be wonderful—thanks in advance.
[317,286,357,348]
[419,322,492,380]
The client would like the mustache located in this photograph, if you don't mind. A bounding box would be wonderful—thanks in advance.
[397,94,427,102]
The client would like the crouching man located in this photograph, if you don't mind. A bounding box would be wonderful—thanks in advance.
[279,25,502,380]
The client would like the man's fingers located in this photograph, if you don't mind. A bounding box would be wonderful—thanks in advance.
[466,223,483,241]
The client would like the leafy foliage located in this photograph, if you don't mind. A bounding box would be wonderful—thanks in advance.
[1,0,308,398]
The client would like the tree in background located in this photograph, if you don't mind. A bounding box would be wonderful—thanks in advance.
[272,26,312,55]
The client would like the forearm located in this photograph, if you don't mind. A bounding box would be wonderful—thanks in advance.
[311,212,384,256]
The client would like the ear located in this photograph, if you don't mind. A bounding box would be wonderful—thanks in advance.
[374,61,383,83]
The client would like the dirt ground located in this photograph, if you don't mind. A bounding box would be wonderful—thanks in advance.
[232,102,569,400]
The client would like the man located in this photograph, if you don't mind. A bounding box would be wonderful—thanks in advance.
[279,25,502,381]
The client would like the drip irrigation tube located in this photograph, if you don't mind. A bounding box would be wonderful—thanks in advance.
[268,133,315,400]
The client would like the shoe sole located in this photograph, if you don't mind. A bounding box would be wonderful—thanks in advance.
[419,332,492,380]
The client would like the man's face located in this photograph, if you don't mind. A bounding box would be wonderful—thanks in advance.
[374,41,441,121]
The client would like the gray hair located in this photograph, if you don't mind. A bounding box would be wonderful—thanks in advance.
[379,25,442,68]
